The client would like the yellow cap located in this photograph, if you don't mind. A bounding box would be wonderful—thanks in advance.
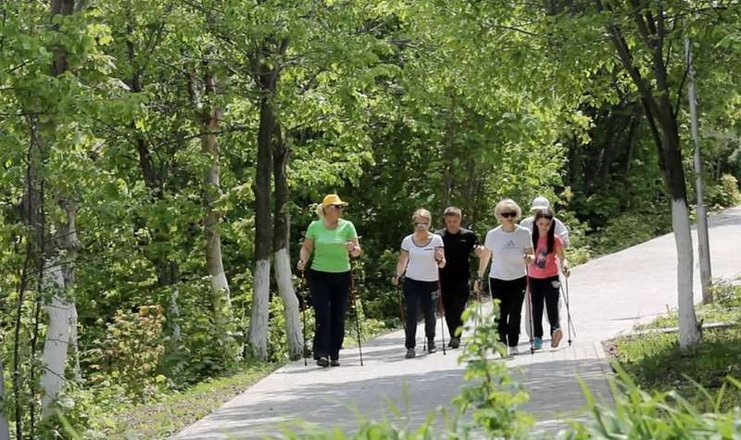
[322,194,348,207]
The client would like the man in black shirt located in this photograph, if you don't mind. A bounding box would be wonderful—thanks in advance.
[436,206,479,349]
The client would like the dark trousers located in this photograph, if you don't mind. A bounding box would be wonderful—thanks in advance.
[309,269,350,360]
[440,277,469,339]
[404,278,437,349]
[529,276,561,338]
[490,277,527,347]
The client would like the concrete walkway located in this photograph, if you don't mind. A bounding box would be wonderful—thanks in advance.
[172,206,741,439]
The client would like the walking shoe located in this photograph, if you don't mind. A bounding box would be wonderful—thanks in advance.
[533,337,542,350]
[449,337,460,349]
[316,356,329,368]
[427,339,437,353]
[405,348,416,359]
[330,359,340,367]
[508,346,519,356]
[551,328,563,348]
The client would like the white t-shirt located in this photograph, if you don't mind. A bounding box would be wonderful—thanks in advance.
[520,216,570,248]
[401,233,444,282]
[484,226,532,281]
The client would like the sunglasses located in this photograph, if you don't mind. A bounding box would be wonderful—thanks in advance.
[328,205,345,210]
[501,212,517,218]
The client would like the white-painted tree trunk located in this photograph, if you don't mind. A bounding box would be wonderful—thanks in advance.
[249,259,271,359]
[0,353,9,440]
[671,199,701,349]
[274,249,304,359]
[169,287,182,343]
[69,304,81,381]
[40,263,74,416]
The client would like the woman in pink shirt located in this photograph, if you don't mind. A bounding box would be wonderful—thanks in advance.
[528,208,569,349]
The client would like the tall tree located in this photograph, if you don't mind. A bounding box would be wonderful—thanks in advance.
[249,39,285,359]
[592,0,701,348]
[190,54,234,342]
[40,0,80,416]
[272,127,303,360]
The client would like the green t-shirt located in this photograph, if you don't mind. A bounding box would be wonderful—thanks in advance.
[306,218,358,273]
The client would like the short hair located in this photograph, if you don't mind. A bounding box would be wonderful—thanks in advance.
[412,208,432,223]
[494,198,522,222]
[443,206,462,218]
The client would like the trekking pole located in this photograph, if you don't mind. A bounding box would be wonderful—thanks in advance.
[436,280,447,356]
[299,270,308,366]
[525,265,536,355]
[350,269,364,366]
[561,272,576,346]
[472,279,482,338]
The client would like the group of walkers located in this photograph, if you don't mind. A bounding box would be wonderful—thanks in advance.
[297,193,570,367]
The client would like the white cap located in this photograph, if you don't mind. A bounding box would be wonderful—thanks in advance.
[530,196,550,212]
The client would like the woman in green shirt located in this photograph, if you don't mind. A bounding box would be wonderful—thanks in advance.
[297,194,362,367]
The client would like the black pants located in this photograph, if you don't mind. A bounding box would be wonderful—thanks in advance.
[404,278,437,349]
[440,277,469,339]
[490,277,527,348]
[309,269,350,361]
[529,276,561,338]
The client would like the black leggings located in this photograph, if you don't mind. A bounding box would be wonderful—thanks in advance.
[403,278,438,349]
[309,269,350,360]
[529,276,561,338]
[439,277,469,339]
[489,277,527,347]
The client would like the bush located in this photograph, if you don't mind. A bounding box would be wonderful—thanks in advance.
[706,174,741,209]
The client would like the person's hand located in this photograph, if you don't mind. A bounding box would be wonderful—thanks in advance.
[523,254,534,265]
[473,277,482,295]
[297,259,306,271]
[563,264,570,277]
[474,245,484,258]
[435,249,445,268]
[391,275,400,287]
[345,240,355,252]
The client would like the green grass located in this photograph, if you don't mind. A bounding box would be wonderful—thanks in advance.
[101,360,279,439]
[606,282,741,412]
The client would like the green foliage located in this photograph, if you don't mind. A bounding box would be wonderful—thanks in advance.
[608,295,741,412]
[706,174,741,209]
[566,368,741,440]
[89,304,166,401]
[455,301,533,438]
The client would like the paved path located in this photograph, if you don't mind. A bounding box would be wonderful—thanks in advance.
[173,206,741,439]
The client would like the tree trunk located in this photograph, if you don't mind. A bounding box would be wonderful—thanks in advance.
[272,128,303,360]
[658,109,701,349]
[39,0,78,417]
[249,64,278,360]
[126,24,182,345]
[0,353,9,440]
[41,204,80,415]
[197,60,233,334]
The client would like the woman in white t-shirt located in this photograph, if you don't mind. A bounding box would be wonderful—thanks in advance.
[392,208,446,359]
[474,199,534,356]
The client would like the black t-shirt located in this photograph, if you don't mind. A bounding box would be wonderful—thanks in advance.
[436,228,478,280]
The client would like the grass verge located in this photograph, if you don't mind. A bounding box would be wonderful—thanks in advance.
[605,281,741,412]
[102,360,279,439]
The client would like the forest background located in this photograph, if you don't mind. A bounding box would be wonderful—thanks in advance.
[0,0,739,438]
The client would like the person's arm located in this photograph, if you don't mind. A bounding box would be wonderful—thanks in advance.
[474,247,491,294]
[392,250,410,286]
[556,239,569,276]
[297,239,314,271]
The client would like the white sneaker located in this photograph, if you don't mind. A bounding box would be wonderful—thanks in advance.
[509,346,519,356]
